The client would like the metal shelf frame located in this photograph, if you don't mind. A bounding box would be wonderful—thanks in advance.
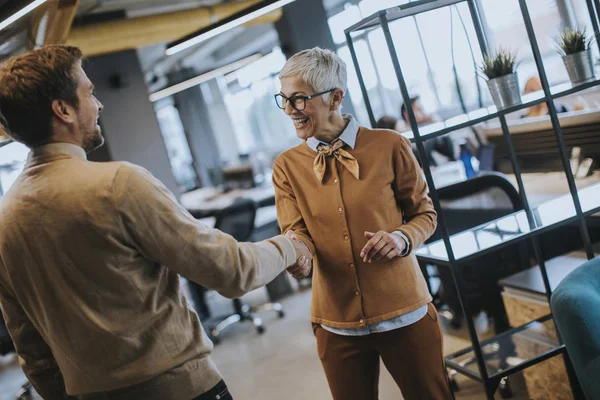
[344,1,600,398]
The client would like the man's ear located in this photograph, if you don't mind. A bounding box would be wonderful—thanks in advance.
[330,89,345,111]
[51,99,76,124]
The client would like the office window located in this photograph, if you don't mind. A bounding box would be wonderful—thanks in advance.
[415,4,486,114]
[385,17,441,115]
[565,0,600,59]
[358,0,409,16]
[328,1,484,123]
[338,41,388,125]
[155,102,200,191]
[327,0,587,125]
[337,45,372,125]
[329,4,394,124]
[0,141,28,196]
[223,87,258,155]
[221,47,297,156]
[328,5,362,45]
[477,0,569,86]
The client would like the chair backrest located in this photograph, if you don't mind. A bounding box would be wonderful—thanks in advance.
[428,172,523,241]
[214,198,257,242]
[551,256,600,400]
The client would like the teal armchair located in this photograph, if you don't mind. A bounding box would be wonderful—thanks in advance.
[551,256,600,400]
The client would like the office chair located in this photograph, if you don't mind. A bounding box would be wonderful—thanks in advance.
[421,173,529,397]
[188,199,284,344]
[1,311,34,400]
[423,172,527,329]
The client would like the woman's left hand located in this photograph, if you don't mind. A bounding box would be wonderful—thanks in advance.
[360,231,406,263]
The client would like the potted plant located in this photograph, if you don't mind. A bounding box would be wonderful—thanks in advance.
[480,48,521,110]
[558,28,596,84]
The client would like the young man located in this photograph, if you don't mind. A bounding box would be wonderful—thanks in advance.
[0,45,311,400]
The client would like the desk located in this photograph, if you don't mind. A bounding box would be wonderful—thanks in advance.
[180,184,276,219]
[197,206,278,231]
[181,164,466,224]
[480,109,600,173]
[506,171,600,207]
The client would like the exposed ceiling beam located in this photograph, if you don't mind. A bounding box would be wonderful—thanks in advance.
[29,0,80,48]
[65,0,283,57]
[209,22,277,65]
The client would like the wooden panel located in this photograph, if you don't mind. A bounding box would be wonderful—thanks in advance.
[502,291,573,399]
[66,0,281,56]
[29,0,80,47]
[519,346,573,400]
[502,292,556,340]
[490,122,600,172]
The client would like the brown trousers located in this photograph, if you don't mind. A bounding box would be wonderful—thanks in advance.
[314,303,452,400]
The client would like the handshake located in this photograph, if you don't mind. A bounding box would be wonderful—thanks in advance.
[285,230,313,280]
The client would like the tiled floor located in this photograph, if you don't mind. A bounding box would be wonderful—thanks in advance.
[0,288,531,400]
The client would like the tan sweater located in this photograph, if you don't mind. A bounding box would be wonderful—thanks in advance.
[0,143,296,399]
[273,126,436,328]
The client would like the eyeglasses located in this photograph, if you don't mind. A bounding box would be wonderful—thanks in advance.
[274,89,336,111]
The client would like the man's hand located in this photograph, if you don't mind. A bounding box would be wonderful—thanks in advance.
[360,231,406,263]
[286,230,312,279]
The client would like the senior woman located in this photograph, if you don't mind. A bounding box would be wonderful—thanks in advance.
[272,47,452,400]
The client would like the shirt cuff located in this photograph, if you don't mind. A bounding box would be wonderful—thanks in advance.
[392,231,411,257]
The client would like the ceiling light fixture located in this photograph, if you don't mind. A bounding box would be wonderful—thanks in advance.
[0,0,48,32]
[166,0,295,56]
[149,53,262,102]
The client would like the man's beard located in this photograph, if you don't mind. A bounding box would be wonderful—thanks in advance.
[82,125,104,153]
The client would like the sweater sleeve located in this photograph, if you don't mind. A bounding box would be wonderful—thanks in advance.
[392,136,438,251]
[113,163,297,299]
[272,158,316,256]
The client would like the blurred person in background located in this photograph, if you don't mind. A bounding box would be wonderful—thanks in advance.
[522,76,576,118]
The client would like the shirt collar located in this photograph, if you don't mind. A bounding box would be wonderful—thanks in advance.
[27,143,88,163]
[306,114,359,152]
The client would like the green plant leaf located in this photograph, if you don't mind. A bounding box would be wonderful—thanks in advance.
[479,48,519,80]
[557,27,597,55]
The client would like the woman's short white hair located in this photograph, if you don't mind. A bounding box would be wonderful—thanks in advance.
[279,47,347,104]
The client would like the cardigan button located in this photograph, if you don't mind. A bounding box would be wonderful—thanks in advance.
[349,263,355,268]
[334,179,339,183]
[338,207,343,212]
[344,235,349,241]
[354,291,360,296]
[359,319,364,324]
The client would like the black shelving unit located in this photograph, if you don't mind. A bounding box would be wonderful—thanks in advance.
[345,1,600,398]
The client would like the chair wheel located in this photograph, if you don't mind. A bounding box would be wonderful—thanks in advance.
[450,315,462,329]
[277,310,285,318]
[16,386,32,400]
[449,377,460,392]
[256,325,265,334]
[499,377,513,399]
